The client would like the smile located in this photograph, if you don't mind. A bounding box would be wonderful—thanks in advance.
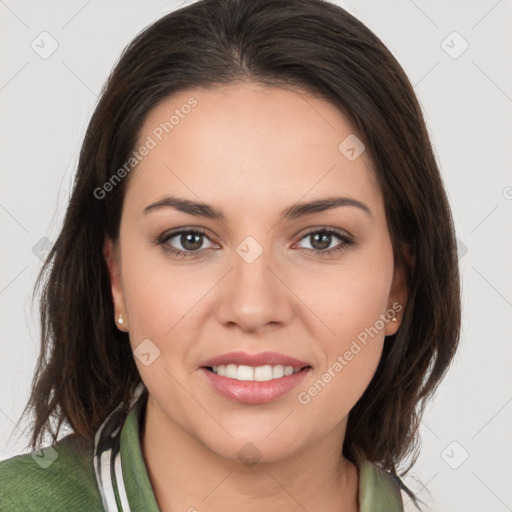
[208,364,304,381]
[201,365,312,404]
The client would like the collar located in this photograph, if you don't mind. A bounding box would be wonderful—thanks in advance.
[95,386,403,511]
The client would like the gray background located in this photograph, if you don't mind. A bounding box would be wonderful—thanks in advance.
[1,1,511,511]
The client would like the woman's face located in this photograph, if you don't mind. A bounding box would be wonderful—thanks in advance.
[105,82,407,462]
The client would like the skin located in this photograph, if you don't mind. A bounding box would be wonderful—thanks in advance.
[104,82,407,512]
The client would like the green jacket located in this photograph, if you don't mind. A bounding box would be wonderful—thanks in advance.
[0,389,411,511]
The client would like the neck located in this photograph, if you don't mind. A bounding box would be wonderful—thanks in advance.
[140,395,359,512]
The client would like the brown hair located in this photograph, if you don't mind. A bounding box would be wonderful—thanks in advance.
[18,0,460,502]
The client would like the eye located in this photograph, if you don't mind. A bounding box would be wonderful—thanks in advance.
[154,227,354,259]
[295,228,354,256]
[155,228,217,258]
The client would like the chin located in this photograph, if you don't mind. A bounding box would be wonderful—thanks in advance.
[200,429,306,466]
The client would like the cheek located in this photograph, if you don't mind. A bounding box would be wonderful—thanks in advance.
[295,274,392,419]
[119,237,218,385]
[333,271,392,344]
[118,234,181,347]
[298,338,384,423]
[119,228,197,331]
[295,245,394,343]
[294,247,393,411]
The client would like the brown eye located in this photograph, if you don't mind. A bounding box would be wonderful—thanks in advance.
[156,229,216,257]
[296,229,353,256]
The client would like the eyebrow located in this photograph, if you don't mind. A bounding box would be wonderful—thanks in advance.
[143,195,372,221]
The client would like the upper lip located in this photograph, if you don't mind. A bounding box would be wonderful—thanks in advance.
[200,351,311,369]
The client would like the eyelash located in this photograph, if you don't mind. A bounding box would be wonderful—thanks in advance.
[154,227,354,259]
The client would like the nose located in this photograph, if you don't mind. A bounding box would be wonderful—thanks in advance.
[215,239,294,334]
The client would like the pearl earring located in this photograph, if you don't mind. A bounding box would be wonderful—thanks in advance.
[117,315,124,325]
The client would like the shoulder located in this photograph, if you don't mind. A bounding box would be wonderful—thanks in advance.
[0,434,104,512]
[360,460,423,512]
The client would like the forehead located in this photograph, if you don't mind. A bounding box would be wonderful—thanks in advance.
[124,82,382,217]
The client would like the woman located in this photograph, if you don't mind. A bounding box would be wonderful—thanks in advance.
[0,0,461,510]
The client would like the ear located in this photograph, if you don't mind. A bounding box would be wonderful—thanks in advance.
[384,242,413,336]
[103,236,129,332]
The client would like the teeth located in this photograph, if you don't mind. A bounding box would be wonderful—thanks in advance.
[211,364,303,381]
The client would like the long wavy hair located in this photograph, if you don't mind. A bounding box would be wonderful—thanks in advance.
[17,0,460,502]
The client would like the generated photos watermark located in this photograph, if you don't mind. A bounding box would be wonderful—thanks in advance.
[93,97,198,200]
[297,301,403,405]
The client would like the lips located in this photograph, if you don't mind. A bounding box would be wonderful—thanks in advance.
[200,365,312,404]
[199,351,312,404]
[200,350,311,370]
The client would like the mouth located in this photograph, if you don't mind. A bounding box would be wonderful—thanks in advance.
[198,351,313,403]
[203,364,312,382]
[200,364,312,404]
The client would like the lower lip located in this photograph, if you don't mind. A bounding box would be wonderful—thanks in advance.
[200,367,311,404]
